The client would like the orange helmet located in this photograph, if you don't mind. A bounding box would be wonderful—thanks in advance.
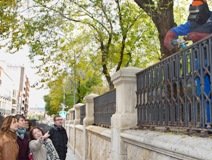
[192,0,207,6]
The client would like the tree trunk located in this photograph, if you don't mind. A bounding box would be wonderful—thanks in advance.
[134,0,176,58]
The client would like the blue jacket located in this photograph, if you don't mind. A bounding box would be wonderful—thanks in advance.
[171,12,212,37]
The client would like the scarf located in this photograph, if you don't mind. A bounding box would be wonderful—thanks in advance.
[16,128,26,140]
[43,139,60,160]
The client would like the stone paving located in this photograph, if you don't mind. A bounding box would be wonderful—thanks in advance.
[66,147,77,160]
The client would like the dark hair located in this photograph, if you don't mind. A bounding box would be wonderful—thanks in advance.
[0,116,16,132]
[53,115,61,121]
[29,119,37,127]
[25,119,32,131]
[15,114,26,121]
[29,127,44,140]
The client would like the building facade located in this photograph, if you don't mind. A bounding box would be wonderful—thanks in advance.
[0,64,14,115]
[0,60,30,116]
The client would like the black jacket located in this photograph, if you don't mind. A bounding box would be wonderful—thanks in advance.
[49,125,68,160]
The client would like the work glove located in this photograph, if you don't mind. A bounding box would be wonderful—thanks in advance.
[164,30,177,51]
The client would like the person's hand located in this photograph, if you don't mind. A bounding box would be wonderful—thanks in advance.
[164,31,177,51]
[43,131,50,139]
[39,131,50,141]
[183,35,190,41]
[188,32,210,42]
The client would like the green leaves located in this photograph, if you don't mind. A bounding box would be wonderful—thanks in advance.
[1,0,177,114]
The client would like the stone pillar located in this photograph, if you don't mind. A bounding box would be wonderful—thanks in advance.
[73,103,84,154]
[83,94,98,126]
[74,103,84,125]
[65,109,70,140]
[83,93,99,160]
[111,67,141,160]
[67,108,75,149]
[66,108,72,123]
[69,108,75,124]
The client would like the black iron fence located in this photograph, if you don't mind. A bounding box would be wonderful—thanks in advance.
[94,89,116,127]
[136,35,212,129]
[80,105,86,125]
[72,110,75,120]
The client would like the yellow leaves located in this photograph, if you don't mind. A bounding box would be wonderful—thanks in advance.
[0,0,16,8]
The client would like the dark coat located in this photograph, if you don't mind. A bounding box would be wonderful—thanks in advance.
[17,134,29,160]
[49,125,68,160]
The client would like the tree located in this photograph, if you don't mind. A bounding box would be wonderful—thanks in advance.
[0,0,160,90]
[66,0,160,89]
[1,0,165,113]
[0,0,16,34]
[44,59,103,114]
[134,0,176,58]
[134,0,212,58]
[44,76,64,115]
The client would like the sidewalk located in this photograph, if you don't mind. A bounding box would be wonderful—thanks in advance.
[66,147,77,160]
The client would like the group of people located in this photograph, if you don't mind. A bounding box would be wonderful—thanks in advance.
[0,114,68,160]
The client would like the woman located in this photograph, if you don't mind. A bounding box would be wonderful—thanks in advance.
[0,115,19,160]
[29,127,60,160]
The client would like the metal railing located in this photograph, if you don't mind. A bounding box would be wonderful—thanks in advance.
[80,105,85,125]
[136,35,212,130]
[94,89,116,127]
[72,110,75,120]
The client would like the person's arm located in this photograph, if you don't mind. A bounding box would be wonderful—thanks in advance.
[44,138,60,159]
[171,22,191,36]
[29,139,43,152]
[164,22,191,50]
[65,129,68,145]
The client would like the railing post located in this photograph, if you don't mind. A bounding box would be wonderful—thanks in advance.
[111,67,140,160]
[83,93,98,160]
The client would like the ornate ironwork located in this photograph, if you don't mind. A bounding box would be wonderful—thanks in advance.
[80,105,85,125]
[94,89,116,127]
[137,35,212,129]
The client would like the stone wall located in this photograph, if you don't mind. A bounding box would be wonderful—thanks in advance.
[65,67,212,160]
[65,122,212,160]
[122,130,212,160]
[86,126,111,160]
[75,125,84,159]
[68,125,74,145]
[66,124,74,150]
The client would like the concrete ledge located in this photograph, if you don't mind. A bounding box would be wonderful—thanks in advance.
[121,130,212,160]
[86,125,111,140]
[65,124,73,127]
[75,124,83,131]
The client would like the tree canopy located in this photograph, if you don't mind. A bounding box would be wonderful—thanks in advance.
[1,0,199,113]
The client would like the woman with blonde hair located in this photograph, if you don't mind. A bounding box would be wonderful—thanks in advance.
[0,115,19,160]
[29,127,60,160]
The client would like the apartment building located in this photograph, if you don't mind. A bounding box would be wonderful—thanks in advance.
[0,60,30,115]
[0,62,14,115]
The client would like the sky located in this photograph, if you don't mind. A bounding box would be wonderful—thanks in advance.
[0,46,48,109]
